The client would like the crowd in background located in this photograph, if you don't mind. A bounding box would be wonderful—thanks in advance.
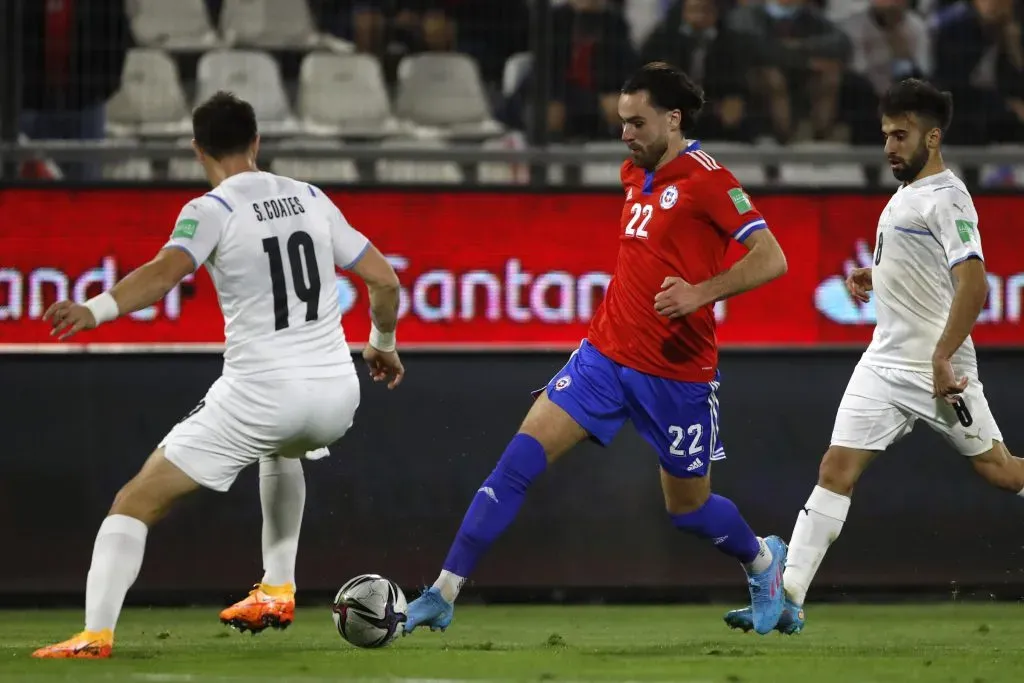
[15,0,1024,180]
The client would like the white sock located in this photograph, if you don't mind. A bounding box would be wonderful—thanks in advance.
[84,514,148,632]
[432,570,465,604]
[259,456,306,588]
[782,485,850,606]
[745,537,773,574]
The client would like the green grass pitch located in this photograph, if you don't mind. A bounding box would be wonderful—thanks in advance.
[2,604,1023,682]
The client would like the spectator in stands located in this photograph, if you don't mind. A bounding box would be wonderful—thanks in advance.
[933,0,1024,144]
[843,0,931,95]
[727,0,861,142]
[641,0,754,141]
[20,0,131,181]
[504,0,638,141]
[841,0,932,142]
[414,1,530,90]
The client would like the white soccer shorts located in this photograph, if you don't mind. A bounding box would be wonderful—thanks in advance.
[831,362,1003,457]
[159,373,361,492]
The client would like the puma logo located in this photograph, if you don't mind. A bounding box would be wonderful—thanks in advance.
[964,429,983,442]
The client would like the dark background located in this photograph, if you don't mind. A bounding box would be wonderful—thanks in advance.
[3,349,1024,606]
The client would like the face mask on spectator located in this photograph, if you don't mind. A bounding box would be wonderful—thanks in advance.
[764,1,802,20]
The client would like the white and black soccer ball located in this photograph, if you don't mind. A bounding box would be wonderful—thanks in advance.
[331,574,408,648]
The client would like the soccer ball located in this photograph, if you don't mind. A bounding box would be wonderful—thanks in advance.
[331,574,408,648]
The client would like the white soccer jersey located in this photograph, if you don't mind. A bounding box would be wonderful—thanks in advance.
[861,169,983,374]
[165,171,370,379]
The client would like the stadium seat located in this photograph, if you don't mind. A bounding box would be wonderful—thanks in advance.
[196,50,299,136]
[220,0,351,51]
[167,138,207,181]
[502,52,532,98]
[129,0,221,51]
[106,49,191,138]
[477,132,529,185]
[980,147,1024,188]
[297,53,398,138]
[700,142,769,187]
[376,138,464,184]
[103,157,155,181]
[269,139,360,184]
[581,141,626,187]
[395,53,504,140]
[780,142,867,188]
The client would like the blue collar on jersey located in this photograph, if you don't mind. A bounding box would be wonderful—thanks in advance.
[643,140,701,195]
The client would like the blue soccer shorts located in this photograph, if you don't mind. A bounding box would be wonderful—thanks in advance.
[534,340,725,478]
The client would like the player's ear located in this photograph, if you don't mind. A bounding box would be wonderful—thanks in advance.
[669,109,682,134]
[251,134,261,162]
[190,139,204,163]
[927,127,941,150]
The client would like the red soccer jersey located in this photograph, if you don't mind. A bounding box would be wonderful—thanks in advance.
[587,142,768,383]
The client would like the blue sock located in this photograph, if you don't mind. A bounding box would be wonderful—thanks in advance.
[442,434,548,577]
[670,494,761,565]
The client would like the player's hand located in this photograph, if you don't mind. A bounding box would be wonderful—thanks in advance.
[42,301,97,341]
[931,355,968,403]
[845,267,873,304]
[362,346,405,389]
[654,277,706,319]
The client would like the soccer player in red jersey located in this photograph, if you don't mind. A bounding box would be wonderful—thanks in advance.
[404,62,790,635]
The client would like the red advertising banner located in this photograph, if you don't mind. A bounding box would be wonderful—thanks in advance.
[1,189,1022,352]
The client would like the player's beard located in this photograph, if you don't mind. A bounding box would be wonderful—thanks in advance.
[636,138,669,171]
[890,141,929,183]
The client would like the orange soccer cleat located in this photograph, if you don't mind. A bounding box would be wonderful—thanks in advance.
[219,582,295,634]
[31,629,114,659]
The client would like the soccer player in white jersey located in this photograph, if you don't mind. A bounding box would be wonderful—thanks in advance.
[724,78,1024,635]
[33,92,404,659]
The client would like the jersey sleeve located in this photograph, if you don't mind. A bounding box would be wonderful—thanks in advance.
[309,185,370,270]
[164,197,226,269]
[927,189,984,268]
[695,169,767,244]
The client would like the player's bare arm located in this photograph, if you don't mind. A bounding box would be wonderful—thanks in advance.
[350,244,404,389]
[932,257,989,400]
[654,229,787,319]
[43,247,196,341]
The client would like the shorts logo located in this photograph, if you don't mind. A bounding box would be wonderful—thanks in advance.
[660,185,679,210]
[554,376,571,391]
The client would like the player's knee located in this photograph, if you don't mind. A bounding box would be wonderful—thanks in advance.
[817,448,863,496]
[109,478,175,526]
[661,473,711,516]
[518,395,586,464]
[971,442,1024,493]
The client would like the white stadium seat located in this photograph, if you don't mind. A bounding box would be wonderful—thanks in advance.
[129,0,221,51]
[106,49,191,138]
[196,50,299,136]
[395,53,503,140]
[298,53,398,138]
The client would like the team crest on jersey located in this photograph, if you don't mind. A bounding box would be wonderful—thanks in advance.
[660,185,679,210]
[554,376,572,391]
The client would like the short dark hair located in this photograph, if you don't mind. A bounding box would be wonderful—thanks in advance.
[621,62,705,131]
[879,78,954,135]
[192,91,258,160]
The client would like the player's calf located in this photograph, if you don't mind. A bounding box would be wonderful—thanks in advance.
[971,441,1024,495]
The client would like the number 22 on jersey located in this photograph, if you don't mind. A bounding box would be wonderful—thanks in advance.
[262,231,321,331]
[625,203,653,238]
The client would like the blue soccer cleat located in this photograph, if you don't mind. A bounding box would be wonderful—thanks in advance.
[724,598,805,635]
[743,535,788,634]
[403,587,454,634]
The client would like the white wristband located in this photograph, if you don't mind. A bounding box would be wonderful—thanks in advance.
[84,292,120,326]
[368,324,396,352]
